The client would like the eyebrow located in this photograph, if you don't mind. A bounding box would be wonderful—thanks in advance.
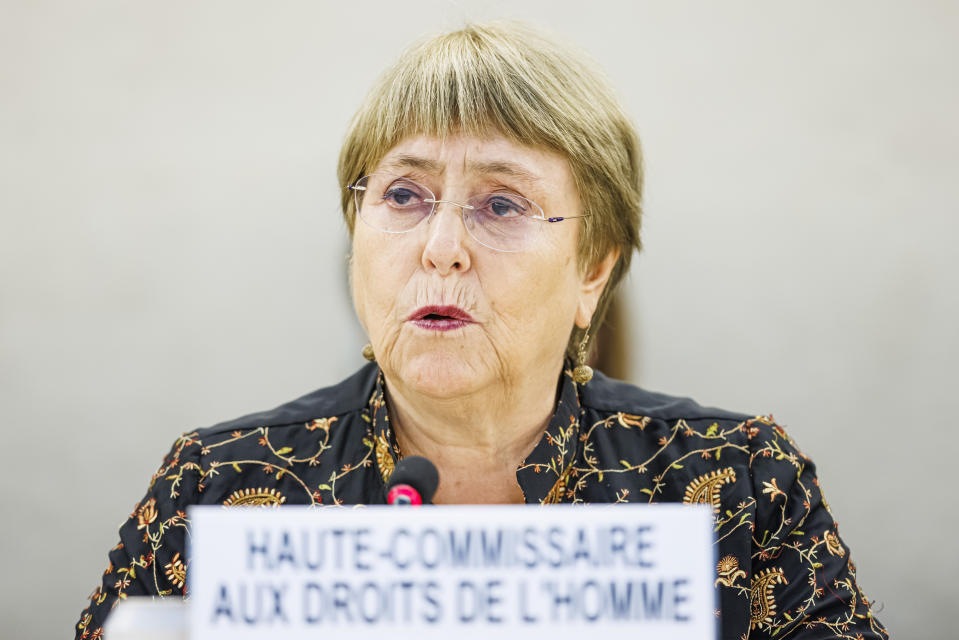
[468,160,543,185]
[381,155,444,173]
[379,155,544,186]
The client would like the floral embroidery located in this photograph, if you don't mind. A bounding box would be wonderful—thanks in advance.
[306,417,337,432]
[682,467,737,512]
[134,498,157,530]
[616,412,650,430]
[761,477,787,502]
[163,552,186,591]
[222,487,286,507]
[825,529,846,557]
[542,463,574,504]
[750,567,788,630]
[715,555,747,588]
[374,435,394,483]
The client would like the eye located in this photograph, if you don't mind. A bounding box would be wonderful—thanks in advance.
[482,194,528,218]
[383,183,426,208]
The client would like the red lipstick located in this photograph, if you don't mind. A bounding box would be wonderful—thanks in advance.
[407,305,475,331]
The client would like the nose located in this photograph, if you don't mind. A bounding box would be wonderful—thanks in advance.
[420,201,472,275]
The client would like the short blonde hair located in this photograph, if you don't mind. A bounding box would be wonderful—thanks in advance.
[338,22,642,359]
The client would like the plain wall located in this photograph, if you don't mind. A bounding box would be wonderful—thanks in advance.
[2,1,956,638]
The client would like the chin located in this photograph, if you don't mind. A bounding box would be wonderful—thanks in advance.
[395,350,490,398]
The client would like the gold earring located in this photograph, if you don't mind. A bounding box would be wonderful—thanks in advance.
[572,328,593,384]
[362,343,376,362]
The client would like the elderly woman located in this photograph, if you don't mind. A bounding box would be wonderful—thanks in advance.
[76,22,887,640]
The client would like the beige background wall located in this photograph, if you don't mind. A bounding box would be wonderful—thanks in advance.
[2,1,956,638]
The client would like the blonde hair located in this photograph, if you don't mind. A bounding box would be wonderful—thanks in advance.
[338,22,643,359]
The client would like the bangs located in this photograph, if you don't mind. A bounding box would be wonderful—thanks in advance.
[379,33,558,146]
[344,23,599,184]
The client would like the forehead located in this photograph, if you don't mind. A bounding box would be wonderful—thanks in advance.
[374,134,574,193]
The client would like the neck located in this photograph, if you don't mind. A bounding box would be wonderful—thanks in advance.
[383,359,563,504]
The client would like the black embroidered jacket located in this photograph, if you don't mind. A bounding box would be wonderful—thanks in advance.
[76,363,888,640]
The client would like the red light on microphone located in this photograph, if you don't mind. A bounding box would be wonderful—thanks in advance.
[387,484,423,506]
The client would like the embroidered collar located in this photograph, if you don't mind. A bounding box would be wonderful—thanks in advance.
[366,365,583,504]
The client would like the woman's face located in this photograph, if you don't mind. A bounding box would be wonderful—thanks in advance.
[351,133,611,399]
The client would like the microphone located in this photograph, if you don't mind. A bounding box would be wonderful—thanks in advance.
[386,456,439,505]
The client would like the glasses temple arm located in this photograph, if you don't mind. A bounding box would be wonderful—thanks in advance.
[544,215,590,223]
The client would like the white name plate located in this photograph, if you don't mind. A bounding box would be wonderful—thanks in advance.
[189,504,716,640]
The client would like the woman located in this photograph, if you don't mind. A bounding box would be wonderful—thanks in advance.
[76,22,887,640]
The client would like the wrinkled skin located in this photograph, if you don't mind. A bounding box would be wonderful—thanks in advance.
[351,133,614,405]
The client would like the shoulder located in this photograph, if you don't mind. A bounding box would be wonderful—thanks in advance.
[579,370,800,466]
[160,363,384,507]
[195,363,379,437]
[567,369,807,514]
[580,369,751,423]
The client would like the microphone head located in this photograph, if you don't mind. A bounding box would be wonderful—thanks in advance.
[387,455,440,504]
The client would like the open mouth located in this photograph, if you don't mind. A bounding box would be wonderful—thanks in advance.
[408,305,475,331]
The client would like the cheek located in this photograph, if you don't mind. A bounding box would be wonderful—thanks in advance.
[350,234,382,333]
[486,251,580,337]
[349,257,366,331]
[350,231,411,334]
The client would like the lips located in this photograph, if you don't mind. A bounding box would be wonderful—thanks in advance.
[407,305,475,331]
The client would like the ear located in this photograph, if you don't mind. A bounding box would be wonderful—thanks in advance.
[575,248,620,328]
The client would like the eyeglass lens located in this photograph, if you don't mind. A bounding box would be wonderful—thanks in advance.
[353,173,542,252]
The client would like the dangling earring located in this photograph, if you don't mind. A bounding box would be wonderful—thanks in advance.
[362,343,376,362]
[572,327,593,384]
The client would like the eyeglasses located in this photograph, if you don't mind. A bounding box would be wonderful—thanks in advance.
[348,173,587,253]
